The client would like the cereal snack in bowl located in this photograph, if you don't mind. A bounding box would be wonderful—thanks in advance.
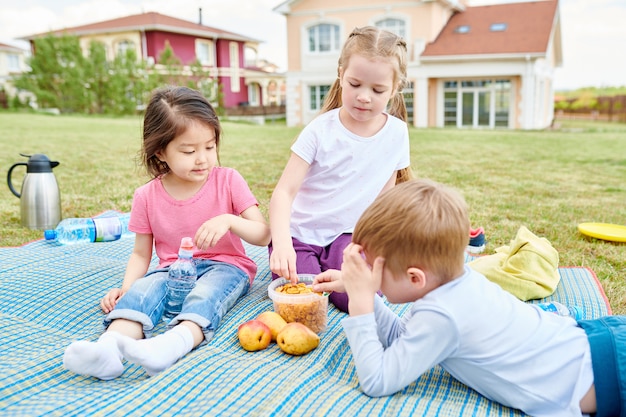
[267,275,328,334]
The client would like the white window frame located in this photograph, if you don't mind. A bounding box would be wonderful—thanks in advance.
[229,41,240,93]
[308,24,341,53]
[309,84,330,111]
[248,83,260,106]
[195,39,214,66]
[7,54,20,71]
[442,79,512,129]
[375,17,407,39]
[116,39,134,58]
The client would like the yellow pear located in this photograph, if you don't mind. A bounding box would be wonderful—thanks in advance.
[256,311,287,341]
[237,319,272,351]
[276,322,320,355]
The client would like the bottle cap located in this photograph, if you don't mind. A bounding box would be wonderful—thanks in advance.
[180,237,194,251]
[44,230,56,240]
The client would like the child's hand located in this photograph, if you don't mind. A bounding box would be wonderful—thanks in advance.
[270,245,298,283]
[100,288,123,313]
[342,243,383,315]
[312,269,344,293]
[195,214,231,249]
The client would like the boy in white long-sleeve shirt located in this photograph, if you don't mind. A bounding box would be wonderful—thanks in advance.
[313,179,626,416]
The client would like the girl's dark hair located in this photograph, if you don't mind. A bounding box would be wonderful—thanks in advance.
[141,86,221,178]
[320,26,414,183]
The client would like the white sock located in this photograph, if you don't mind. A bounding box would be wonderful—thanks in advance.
[117,325,194,376]
[63,332,124,380]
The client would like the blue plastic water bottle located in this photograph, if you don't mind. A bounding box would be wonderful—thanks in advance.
[163,237,197,321]
[44,213,131,245]
[537,302,583,320]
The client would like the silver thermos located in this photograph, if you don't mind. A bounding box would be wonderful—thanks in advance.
[7,153,62,230]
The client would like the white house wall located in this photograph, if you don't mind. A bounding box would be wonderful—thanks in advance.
[414,55,555,130]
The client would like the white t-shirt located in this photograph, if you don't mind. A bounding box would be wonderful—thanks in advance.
[290,108,410,246]
[342,266,594,417]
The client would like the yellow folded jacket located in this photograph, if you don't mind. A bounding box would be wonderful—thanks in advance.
[468,226,560,301]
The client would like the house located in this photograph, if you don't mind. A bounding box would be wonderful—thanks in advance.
[274,0,562,130]
[0,42,30,108]
[20,11,286,117]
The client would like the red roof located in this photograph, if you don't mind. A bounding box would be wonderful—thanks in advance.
[22,11,258,43]
[422,0,558,57]
[0,42,26,52]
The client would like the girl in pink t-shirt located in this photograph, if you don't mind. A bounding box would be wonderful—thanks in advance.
[63,86,270,380]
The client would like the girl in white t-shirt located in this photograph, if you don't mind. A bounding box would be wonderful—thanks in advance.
[269,26,413,312]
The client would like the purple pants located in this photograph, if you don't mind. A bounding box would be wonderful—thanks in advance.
[268,234,351,313]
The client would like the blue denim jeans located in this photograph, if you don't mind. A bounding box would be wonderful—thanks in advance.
[105,259,249,344]
[578,316,626,416]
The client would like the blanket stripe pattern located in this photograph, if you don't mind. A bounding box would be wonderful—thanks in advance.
[0,236,611,416]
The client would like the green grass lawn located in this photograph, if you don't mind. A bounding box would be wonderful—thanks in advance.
[2,112,625,314]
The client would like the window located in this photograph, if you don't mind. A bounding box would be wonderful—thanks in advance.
[443,79,511,128]
[444,91,458,127]
[7,54,19,71]
[490,23,508,32]
[403,81,414,124]
[248,83,259,106]
[229,42,240,93]
[309,85,330,111]
[454,25,470,34]
[116,40,134,57]
[494,80,511,127]
[308,24,340,53]
[375,18,406,38]
[195,40,214,66]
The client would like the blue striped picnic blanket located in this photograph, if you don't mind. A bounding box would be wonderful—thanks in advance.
[0,235,611,416]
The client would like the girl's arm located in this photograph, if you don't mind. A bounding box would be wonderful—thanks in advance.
[194,206,270,249]
[230,205,271,247]
[269,153,310,282]
[379,171,397,195]
[100,233,153,313]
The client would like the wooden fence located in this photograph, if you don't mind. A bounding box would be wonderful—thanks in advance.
[556,95,626,122]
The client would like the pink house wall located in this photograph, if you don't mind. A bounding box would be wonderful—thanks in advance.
[143,31,248,107]
[145,31,199,64]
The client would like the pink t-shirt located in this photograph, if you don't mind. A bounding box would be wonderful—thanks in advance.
[128,167,259,282]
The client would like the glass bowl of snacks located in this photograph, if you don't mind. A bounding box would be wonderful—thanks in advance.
[267,274,328,334]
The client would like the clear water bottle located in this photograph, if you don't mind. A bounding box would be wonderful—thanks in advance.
[536,301,582,320]
[44,213,131,245]
[163,237,197,321]
[117,212,134,238]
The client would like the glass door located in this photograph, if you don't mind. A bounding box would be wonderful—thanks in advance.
[461,90,491,127]
[462,92,473,127]
[444,79,511,128]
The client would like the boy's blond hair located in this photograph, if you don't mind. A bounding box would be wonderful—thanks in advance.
[353,179,469,282]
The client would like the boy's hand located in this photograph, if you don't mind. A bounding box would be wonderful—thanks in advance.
[342,243,383,316]
[312,269,344,293]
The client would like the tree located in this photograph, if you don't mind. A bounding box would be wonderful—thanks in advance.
[570,91,598,112]
[85,40,109,114]
[189,59,223,114]
[14,35,219,115]
[14,34,90,113]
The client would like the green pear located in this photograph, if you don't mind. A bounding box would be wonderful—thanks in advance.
[276,322,320,355]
